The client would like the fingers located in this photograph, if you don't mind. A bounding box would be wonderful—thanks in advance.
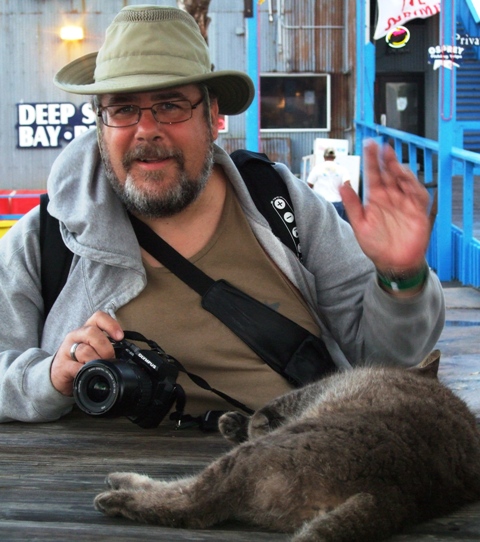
[339,182,362,225]
[67,341,109,365]
[340,140,431,274]
[364,141,428,206]
[364,141,403,197]
[84,311,124,342]
[51,311,124,396]
[60,311,123,363]
[363,140,383,189]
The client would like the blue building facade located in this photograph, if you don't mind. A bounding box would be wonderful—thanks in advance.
[355,0,480,287]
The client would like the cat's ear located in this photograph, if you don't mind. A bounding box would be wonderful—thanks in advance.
[411,349,441,378]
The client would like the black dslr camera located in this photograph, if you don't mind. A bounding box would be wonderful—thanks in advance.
[73,333,179,428]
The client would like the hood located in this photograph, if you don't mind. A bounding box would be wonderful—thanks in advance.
[46,129,142,269]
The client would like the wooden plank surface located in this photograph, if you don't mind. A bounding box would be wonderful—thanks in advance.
[2,411,480,542]
[1,284,480,541]
[0,413,289,541]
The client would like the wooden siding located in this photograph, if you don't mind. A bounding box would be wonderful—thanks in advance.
[0,0,355,188]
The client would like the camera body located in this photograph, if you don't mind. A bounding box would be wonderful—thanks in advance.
[73,337,179,428]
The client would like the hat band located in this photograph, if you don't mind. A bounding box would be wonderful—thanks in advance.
[95,55,210,84]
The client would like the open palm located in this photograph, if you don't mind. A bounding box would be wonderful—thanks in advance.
[340,141,430,275]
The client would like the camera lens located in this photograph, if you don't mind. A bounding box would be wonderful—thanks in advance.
[73,359,152,417]
[86,376,111,403]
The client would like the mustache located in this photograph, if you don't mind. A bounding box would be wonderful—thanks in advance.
[122,145,183,169]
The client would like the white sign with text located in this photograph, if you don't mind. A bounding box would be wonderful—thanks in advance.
[374,0,440,40]
[16,102,96,148]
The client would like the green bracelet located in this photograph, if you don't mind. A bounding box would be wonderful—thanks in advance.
[377,264,428,292]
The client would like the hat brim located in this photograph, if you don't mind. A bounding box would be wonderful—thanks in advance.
[54,52,255,115]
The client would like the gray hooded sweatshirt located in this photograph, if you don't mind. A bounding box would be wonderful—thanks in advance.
[0,130,445,423]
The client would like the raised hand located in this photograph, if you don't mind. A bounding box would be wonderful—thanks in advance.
[340,140,430,277]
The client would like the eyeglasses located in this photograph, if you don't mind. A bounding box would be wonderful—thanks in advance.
[97,97,204,128]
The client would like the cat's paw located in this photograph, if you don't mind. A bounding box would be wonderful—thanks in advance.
[218,411,250,444]
[94,484,198,527]
[94,489,140,520]
[248,407,285,439]
[105,472,155,491]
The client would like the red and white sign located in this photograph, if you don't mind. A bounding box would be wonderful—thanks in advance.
[374,0,440,40]
[218,114,228,133]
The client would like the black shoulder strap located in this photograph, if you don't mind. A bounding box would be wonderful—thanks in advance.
[39,193,74,318]
[38,150,301,316]
[129,213,336,387]
[230,149,302,261]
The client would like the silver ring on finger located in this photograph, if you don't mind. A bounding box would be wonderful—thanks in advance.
[69,342,81,362]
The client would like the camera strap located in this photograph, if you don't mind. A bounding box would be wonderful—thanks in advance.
[129,214,337,388]
[122,330,254,417]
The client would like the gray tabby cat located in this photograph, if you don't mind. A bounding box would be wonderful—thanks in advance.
[94,350,480,541]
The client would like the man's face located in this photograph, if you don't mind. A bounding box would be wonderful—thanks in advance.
[97,84,219,218]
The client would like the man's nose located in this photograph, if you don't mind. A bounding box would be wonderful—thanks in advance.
[135,108,164,138]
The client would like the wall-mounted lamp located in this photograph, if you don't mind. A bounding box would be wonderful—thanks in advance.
[60,25,84,41]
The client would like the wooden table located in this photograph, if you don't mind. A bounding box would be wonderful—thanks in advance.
[1,410,480,542]
[2,285,480,541]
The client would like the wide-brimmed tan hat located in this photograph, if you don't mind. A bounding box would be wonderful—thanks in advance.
[54,5,254,115]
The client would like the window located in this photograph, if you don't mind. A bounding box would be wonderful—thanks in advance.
[260,74,330,132]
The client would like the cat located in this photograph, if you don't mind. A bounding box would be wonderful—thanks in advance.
[94,350,480,542]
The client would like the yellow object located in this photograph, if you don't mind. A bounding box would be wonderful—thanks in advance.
[0,220,17,238]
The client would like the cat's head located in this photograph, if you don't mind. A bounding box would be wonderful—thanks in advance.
[408,349,441,379]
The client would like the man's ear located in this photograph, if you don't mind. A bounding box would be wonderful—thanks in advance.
[210,98,220,140]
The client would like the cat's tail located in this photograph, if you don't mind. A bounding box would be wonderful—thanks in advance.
[291,491,410,542]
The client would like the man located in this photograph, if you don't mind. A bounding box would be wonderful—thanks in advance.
[307,147,351,221]
[0,5,444,424]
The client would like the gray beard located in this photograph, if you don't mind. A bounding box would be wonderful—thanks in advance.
[99,136,214,219]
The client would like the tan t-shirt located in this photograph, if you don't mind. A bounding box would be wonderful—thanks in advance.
[116,182,321,415]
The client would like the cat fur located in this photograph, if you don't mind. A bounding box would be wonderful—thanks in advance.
[94,351,480,542]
